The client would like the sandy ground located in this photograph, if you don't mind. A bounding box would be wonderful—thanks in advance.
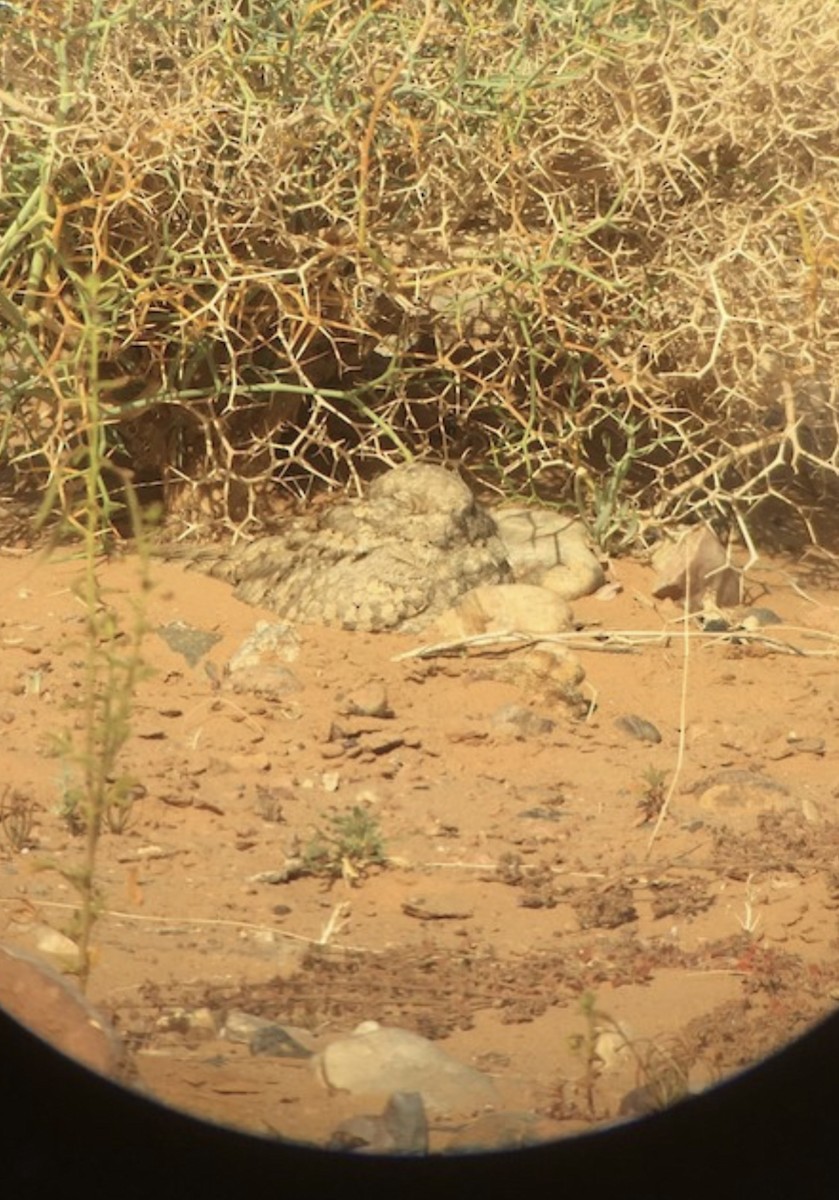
[2,536,839,1150]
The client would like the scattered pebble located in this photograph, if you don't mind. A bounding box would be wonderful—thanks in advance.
[223,1009,276,1045]
[491,704,555,738]
[33,925,79,967]
[250,1024,312,1059]
[227,752,271,773]
[786,735,826,756]
[402,894,474,921]
[320,743,346,760]
[156,1006,218,1040]
[651,525,740,607]
[434,583,573,640]
[740,607,783,629]
[337,681,393,719]
[615,714,662,744]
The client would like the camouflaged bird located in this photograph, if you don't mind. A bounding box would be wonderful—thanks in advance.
[174,463,512,632]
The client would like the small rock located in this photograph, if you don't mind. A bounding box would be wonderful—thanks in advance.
[787,736,826,756]
[652,525,740,607]
[594,1024,635,1070]
[593,581,623,601]
[156,1006,219,1041]
[136,724,167,741]
[740,607,783,629]
[801,797,822,824]
[493,645,586,707]
[227,752,271,773]
[250,1024,312,1059]
[224,1009,276,1044]
[361,733,405,756]
[494,506,575,575]
[434,584,572,640]
[33,926,80,967]
[445,724,488,745]
[402,894,474,921]
[571,883,638,930]
[491,704,555,738]
[681,769,805,830]
[314,1022,498,1116]
[700,615,729,633]
[619,1084,665,1118]
[320,743,346,760]
[518,806,566,823]
[494,508,605,600]
[187,1006,219,1037]
[338,682,393,719]
[328,1091,428,1154]
[615,714,662,744]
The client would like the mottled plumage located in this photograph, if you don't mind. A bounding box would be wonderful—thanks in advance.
[175,463,512,631]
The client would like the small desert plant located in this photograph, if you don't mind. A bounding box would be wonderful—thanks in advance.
[58,488,150,988]
[636,767,668,825]
[567,991,691,1119]
[39,274,152,989]
[572,417,649,555]
[0,787,37,852]
[734,872,763,937]
[302,804,387,885]
[619,1031,692,1114]
[567,990,603,1117]
[3,0,837,547]
[104,778,146,835]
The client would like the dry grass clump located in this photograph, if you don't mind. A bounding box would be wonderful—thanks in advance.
[1,0,837,546]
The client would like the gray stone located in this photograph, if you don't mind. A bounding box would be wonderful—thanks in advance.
[739,607,783,630]
[250,1024,311,1059]
[314,1022,498,1116]
[652,525,741,608]
[615,714,662,744]
[434,583,572,641]
[491,704,555,738]
[337,681,393,719]
[494,508,604,600]
[328,1091,428,1154]
[224,1009,274,1043]
[224,1009,312,1057]
[680,769,807,830]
